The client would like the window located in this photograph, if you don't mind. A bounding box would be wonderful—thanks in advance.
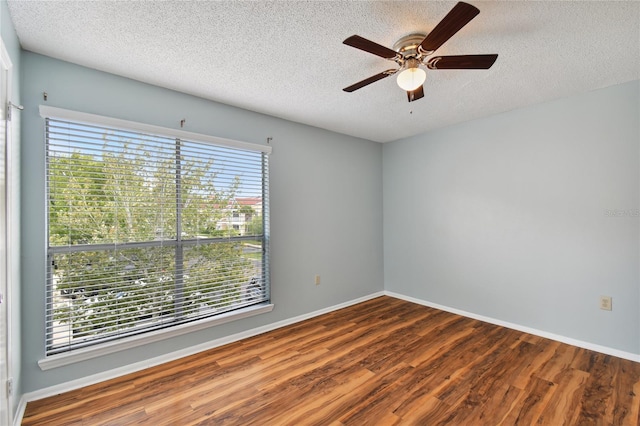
[42,107,270,356]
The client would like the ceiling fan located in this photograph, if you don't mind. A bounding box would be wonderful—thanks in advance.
[342,1,498,102]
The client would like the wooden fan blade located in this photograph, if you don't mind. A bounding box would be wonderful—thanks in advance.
[419,2,480,53]
[343,69,396,92]
[343,35,399,60]
[407,85,424,102]
[427,54,498,69]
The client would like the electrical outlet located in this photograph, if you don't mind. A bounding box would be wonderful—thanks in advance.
[315,275,321,286]
[599,296,612,311]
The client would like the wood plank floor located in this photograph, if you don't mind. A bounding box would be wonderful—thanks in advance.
[22,296,640,425]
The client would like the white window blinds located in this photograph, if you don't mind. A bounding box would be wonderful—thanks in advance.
[43,107,270,355]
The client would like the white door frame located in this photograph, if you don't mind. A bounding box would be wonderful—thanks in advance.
[0,36,15,426]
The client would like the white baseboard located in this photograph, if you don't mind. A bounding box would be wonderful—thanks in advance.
[18,291,385,418]
[13,397,27,426]
[385,290,640,363]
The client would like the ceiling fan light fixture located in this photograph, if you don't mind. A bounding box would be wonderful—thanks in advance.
[396,61,426,91]
[342,2,497,102]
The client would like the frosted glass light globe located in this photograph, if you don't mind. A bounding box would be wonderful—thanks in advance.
[396,67,426,91]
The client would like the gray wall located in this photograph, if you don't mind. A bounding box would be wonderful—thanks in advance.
[384,80,640,355]
[1,0,22,417]
[20,52,384,392]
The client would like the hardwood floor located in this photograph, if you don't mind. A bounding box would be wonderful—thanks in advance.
[22,296,640,425]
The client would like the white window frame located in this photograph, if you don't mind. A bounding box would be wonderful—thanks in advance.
[39,106,273,370]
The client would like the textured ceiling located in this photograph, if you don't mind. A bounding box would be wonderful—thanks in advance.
[7,1,640,143]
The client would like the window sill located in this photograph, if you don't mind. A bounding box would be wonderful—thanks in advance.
[38,302,275,371]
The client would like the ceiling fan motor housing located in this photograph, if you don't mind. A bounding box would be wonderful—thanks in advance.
[393,33,429,61]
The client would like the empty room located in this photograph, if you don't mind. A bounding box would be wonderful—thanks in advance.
[1,1,639,424]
